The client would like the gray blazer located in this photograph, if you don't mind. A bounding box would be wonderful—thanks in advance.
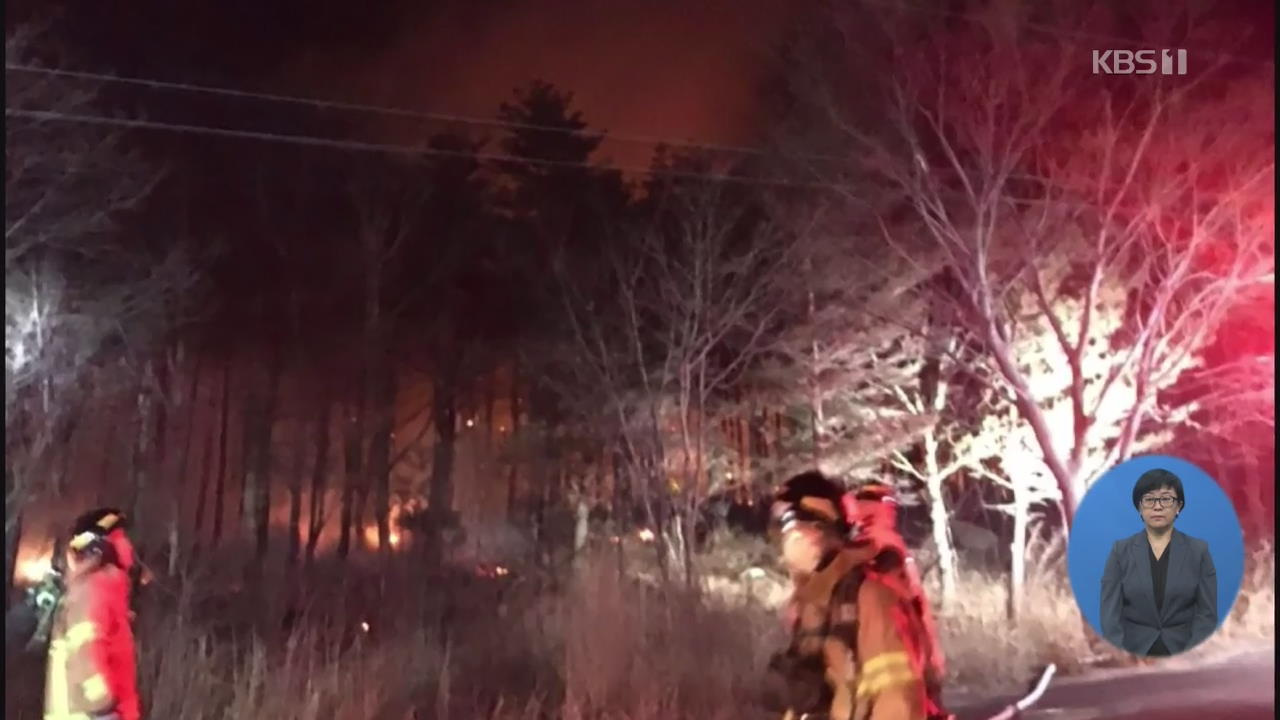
[1100,528,1218,655]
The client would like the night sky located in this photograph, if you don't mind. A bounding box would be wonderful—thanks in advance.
[15,0,805,169]
[10,0,1273,166]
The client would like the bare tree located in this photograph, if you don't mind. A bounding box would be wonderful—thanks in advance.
[238,335,282,562]
[303,396,334,565]
[5,28,198,591]
[824,2,1274,525]
[751,191,989,608]
[334,160,429,559]
[557,174,790,585]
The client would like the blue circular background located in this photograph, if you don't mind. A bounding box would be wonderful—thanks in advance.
[1067,454,1244,645]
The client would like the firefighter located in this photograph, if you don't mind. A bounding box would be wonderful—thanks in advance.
[44,508,141,720]
[768,471,952,720]
[844,480,951,720]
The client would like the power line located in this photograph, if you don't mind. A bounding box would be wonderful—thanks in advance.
[10,107,1265,207]
[3,106,854,191]
[8,2,1267,171]
[10,81,1266,205]
[6,63,822,162]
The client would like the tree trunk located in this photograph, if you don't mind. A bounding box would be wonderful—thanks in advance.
[191,395,215,559]
[807,287,825,465]
[922,431,957,611]
[681,510,697,590]
[427,369,458,564]
[167,495,181,578]
[212,357,232,547]
[748,410,770,485]
[352,488,370,552]
[168,358,202,575]
[305,399,333,565]
[287,413,307,566]
[285,285,308,567]
[255,351,283,558]
[505,362,521,523]
[485,370,497,453]
[240,352,281,561]
[1008,479,1029,624]
[4,502,22,605]
[369,369,397,555]
[238,364,259,552]
[129,367,155,531]
[609,444,626,525]
[50,425,75,499]
[337,397,365,560]
[985,333,1081,525]
[95,407,118,508]
[573,498,590,556]
[611,444,629,576]
[154,349,173,476]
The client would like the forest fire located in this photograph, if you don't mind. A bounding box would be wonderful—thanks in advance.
[362,525,402,549]
[2,3,1273,720]
[474,563,510,578]
[17,556,52,585]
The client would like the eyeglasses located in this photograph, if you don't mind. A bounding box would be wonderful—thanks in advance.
[1141,496,1179,509]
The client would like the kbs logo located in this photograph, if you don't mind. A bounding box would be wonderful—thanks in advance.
[1092,49,1188,75]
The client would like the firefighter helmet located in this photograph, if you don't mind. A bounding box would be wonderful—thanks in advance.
[67,508,129,567]
[772,471,850,535]
[850,478,898,503]
[842,480,899,532]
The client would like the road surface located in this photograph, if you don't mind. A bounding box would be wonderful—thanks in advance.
[951,647,1275,720]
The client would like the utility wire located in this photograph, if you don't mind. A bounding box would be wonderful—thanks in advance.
[3,106,854,191]
[9,107,1267,206]
[6,63,828,162]
[7,1,1268,166]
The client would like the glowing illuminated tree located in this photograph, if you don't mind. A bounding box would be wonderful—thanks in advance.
[749,193,1002,608]
[755,195,932,476]
[802,277,1015,611]
[824,2,1275,526]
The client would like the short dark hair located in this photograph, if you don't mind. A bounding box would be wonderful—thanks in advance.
[1132,469,1185,510]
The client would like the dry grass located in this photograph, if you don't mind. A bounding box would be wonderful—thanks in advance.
[932,569,1095,692]
[1180,540,1276,657]
[6,548,780,720]
[5,536,1273,719]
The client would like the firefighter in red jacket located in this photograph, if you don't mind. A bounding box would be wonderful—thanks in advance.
[844,480,950,719]
[768,472,952,720]
[44,508,141,720]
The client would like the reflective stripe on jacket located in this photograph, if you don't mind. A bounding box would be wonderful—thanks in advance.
[788,544,947,720]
